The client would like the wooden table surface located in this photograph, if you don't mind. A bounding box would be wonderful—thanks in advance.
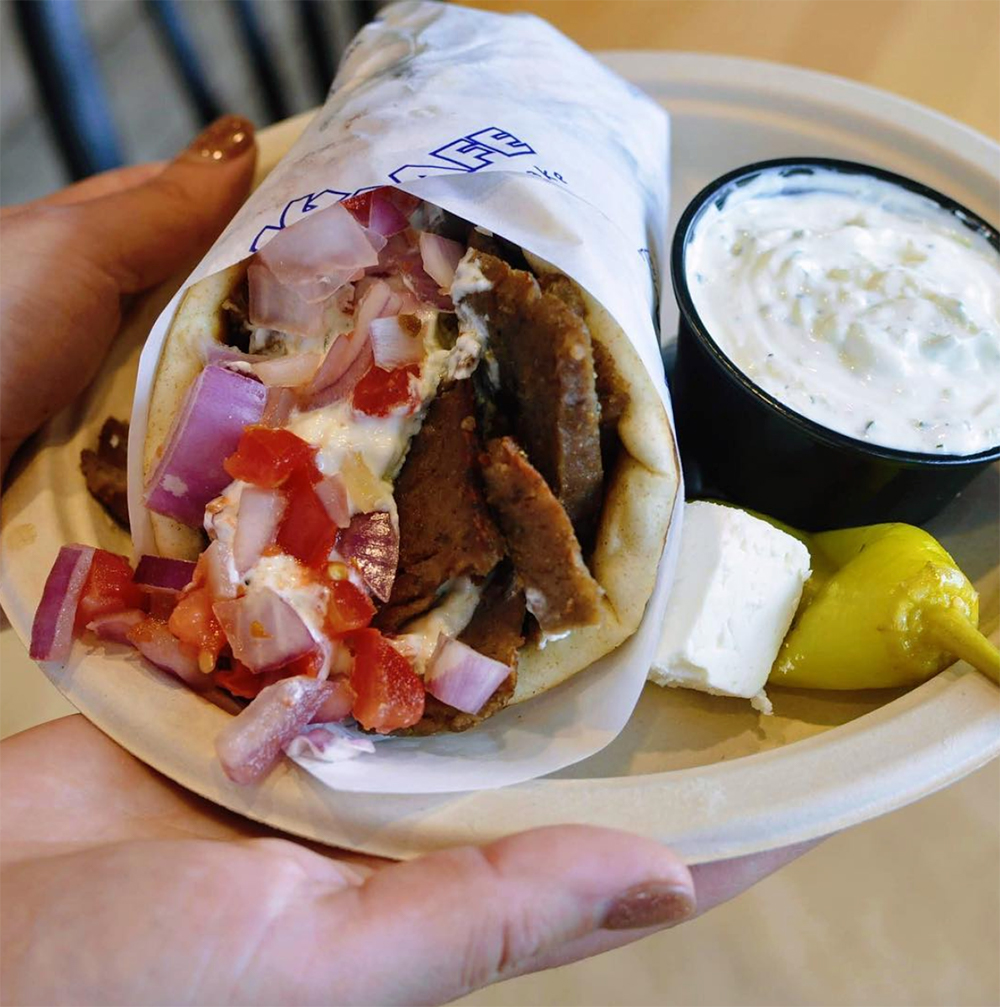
[469,0,1000,142]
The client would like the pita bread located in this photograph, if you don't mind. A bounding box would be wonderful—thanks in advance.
[143,263,247,561]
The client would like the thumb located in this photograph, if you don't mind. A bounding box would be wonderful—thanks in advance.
[71,114,256,294]
[282,826,695,1005]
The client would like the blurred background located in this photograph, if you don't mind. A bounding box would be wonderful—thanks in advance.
[0,0,375,204]
[2,0,997,205]
[1,1,998,1005]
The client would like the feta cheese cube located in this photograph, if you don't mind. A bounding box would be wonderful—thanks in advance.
[649,501,811,712]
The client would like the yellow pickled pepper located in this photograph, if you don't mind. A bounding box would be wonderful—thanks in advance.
[769,523,1000,690]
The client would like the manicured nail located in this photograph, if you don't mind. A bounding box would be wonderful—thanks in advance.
[183,115,255,163]
[601,881,696,931]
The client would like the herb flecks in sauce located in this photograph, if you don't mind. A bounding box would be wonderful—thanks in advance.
[687,169,1000,455]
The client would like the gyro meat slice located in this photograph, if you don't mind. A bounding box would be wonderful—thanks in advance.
[375,380,504,631]
[590,337,631,471]
[459,561,527,668]
[538,273,632,471]
[537,272,586,315]
[481,436,600,633]
[456,251,604,541]
[80,417,130,530]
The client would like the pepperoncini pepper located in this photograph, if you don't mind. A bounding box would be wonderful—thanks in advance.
[768,522,999,690]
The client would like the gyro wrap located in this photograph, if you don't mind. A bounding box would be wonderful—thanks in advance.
[129,0,683,793]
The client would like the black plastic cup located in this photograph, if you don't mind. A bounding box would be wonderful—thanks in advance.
[669,157,1000,531]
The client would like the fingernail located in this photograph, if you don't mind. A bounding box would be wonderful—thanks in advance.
[183,115,255,163]
[601,881,696,931]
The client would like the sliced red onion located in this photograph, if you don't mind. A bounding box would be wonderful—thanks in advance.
[375,232,453,310]
[402,273,452,310]
[127,618,207,690]
[29,545,96,662]
[87,608,146,645]
[311,674,356,723]
[261,386,297,428]
[381,188,421,219]
[144,365,267,527]
[368,190,411,237]
[286,274,401,410]
[251,352,323,388]
[284,723,375,762]
[300,279,403,400]
[303,328,369,397]
[133,555,196,595]
[425,636,511,715]
[258,202,380,303]
[355,273,419,313]
[343,188,416,231]
[355,278,402,342]
[370,315,424,370]
[314,474,351,528]
[216,675,336,784]
[232,486,285,577]
[336,512,398,602]
[213,588,316,673]
[362,228,388,255]
[419,232,465,291]
[248,263,332,338]
[203,539,239,600]
[299,339,374,413]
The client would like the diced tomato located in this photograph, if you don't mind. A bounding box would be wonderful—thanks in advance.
[277,469,340,568]
[168,586,227,667]
[284,648,324,678]
[352,364,419,417]
[325,580,376,636]
[348,628,424,733]
[214,662,290,699]
[314,674,356,723]
[76,550,145,630]
[341,189,374,226]
[224,426,320,488]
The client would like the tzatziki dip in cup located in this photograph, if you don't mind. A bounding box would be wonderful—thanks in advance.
[669,159,1000,529]
[686,165,1000,455]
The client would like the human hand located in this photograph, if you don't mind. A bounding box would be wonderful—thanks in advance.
[0,115,257,477]
[0,716,815,1006]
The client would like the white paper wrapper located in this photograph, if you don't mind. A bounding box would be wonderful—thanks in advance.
[129,0,683,793]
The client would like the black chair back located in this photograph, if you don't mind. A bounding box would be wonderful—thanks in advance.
[12,0,381,181]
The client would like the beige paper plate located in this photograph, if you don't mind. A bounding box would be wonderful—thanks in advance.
[1,53,997,863]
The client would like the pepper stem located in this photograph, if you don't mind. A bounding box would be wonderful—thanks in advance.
[925,608,1000,686]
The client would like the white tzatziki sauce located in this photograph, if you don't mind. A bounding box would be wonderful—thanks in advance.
[287,309,479,484]
[686,169,1000,454]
